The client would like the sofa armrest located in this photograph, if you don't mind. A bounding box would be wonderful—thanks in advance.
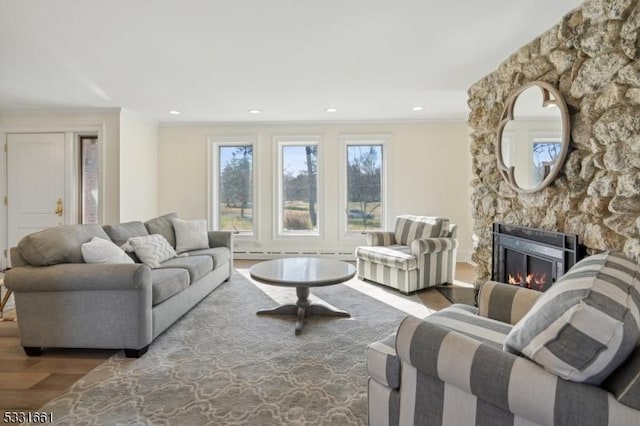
[410,237,457,256]
[364,231,396,246]
[208,230,233,249]
[5,263,151,292]
[477,280,541,325]
[395,316,631,425]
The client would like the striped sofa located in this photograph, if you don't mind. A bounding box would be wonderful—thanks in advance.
[367,280,640,426]
[355,215,457,293]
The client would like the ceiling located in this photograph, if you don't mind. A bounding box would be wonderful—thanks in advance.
[0,0,583,124]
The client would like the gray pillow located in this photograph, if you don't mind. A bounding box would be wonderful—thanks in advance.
[103,221,149,246]
[504,251,640,385]
[145,213,179,248]
[171,218,209,253]
[18,224,110,266]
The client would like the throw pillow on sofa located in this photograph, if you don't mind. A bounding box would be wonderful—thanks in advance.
[504,251,640,385]
[171,218,209,253]
[144,212,179,248]
[124,234,179,268]
[81,237,134,264]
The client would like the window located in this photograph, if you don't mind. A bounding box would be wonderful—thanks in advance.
[79,136,99,224]
[276,137,320,236]
[341,135,389,236]
[210,138,256,236]
[532,140,561,182]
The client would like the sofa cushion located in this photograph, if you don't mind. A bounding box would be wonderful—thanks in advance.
[156,255,213,283]
[18,224,110,266]
[394,215,450,245]
[186,247,231,269]
[171,218,209,253]
[150,268,190,305]
[145,212,179,248]
[355,245,417,270]
[125,234,178,268]
[81,237,134,264]
[603,344,640,410]
[103,221,149,246]
[504,251,640,385]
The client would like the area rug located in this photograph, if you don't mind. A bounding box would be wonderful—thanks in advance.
[40,273,409,425]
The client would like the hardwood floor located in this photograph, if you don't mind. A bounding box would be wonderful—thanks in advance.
[0,261,476,413]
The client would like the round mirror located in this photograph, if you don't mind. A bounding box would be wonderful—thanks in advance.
[496,81,570,193]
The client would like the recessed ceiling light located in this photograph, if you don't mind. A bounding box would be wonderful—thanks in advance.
[168,110,181,115]
[412,106,424,111]
[325,108,337,113]
[248,109,262,114]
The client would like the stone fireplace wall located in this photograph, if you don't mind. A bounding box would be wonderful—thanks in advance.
[468,0,640,286]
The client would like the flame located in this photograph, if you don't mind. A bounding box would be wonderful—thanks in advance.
[507,271,547,290]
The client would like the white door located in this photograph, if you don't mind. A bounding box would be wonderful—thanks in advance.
[7,133,67,251]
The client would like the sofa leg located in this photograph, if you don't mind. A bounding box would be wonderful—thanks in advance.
[124,345,149,358]
[23,347,43,356]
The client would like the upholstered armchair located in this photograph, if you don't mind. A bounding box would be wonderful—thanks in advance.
[355,215,457,293]
[367,252,640,426]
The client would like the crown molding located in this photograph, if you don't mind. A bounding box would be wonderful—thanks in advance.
[158,116,468,128]
[0,107,122,117]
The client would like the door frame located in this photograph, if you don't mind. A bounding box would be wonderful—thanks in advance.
[0,125,105,269]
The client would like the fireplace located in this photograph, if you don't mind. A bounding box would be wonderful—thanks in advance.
[492,223,585,291]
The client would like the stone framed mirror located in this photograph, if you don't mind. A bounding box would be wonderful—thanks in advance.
[496,81,570,193]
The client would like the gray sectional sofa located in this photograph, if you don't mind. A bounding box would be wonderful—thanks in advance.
[5,213,233,358]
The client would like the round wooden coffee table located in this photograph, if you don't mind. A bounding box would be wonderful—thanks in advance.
[249,257,356,335]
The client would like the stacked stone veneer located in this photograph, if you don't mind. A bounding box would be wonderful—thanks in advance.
[468,0,640,287]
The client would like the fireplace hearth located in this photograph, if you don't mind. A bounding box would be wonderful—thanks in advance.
[492,223,585,291]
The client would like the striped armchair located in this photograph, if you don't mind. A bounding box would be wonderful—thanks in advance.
[355,215,457,293]
[367,281,640,426]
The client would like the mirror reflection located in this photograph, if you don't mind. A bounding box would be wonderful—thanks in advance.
[497,81,569,193]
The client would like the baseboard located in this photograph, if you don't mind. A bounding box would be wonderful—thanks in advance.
[235,250,474,263]
[234,251,355,261]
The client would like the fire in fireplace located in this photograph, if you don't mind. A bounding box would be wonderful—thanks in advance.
[507,271,547,291]
[492,223,585,292]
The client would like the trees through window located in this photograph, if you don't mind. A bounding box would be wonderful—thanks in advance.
[216,144,254,234]
[346,144,383,232]
[278,140,319,235]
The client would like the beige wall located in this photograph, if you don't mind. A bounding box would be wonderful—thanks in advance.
[158,121,474,260]
[0,109,121,224]
[119,109,158,222]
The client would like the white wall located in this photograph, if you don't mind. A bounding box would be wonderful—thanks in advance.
[158,121,474,261]
[119,109,159,222]
[0,109,121,224]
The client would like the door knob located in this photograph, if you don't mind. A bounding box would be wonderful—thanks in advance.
[55,198,63,216]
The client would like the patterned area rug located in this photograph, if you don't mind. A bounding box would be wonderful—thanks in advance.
[41,272,411,425]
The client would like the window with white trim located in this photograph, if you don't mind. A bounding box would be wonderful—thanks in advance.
[341,135,389,236]
[276,137,320,236]
[210,138,256,236]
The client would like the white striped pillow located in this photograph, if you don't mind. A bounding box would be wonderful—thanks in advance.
[504,251,640,385]
[124,234,178,268]
[394,216,450,245]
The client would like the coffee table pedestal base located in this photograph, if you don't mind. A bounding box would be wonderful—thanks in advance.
[257,287,350,335]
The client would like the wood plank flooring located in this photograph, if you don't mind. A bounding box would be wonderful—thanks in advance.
[0,261,476,413]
